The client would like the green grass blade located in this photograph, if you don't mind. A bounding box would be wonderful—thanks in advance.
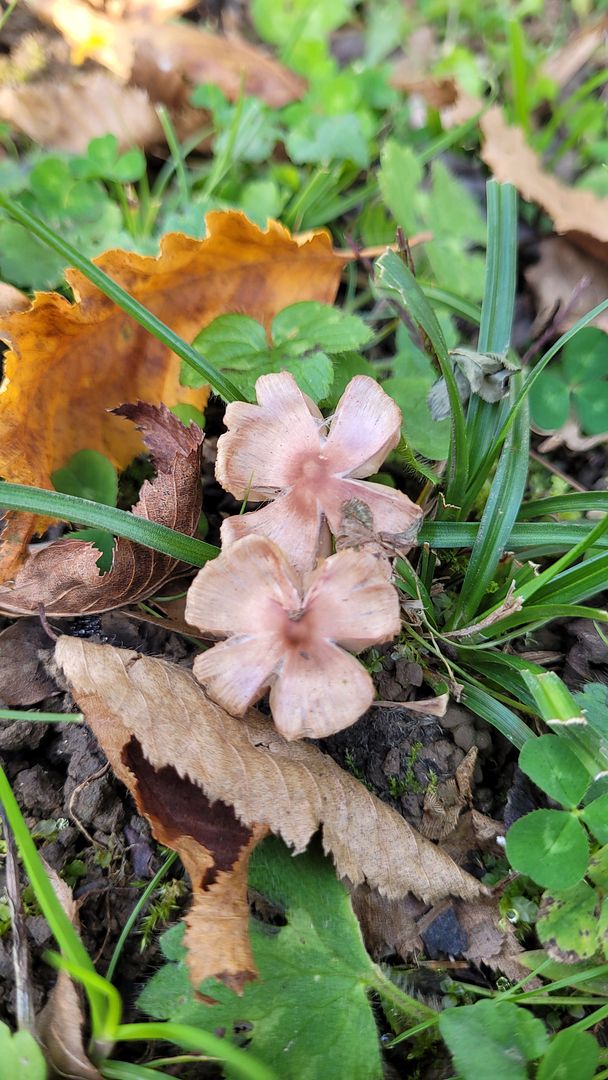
[419,520,608,553]
[115,1023,278,1080]
[0,709,82,722]
[460,683,533,748]
[519,492,608,518]
[517,513,608,603]
[106,852,178,983]
[103,1063,173,1079]
[464,180,518,495]
[451,374,529,628]
[0,766,111,1038]
[375,249,468,505]
[469,604,608,643]
[478,181,518,355]
[0,195,242,403]
[525,551,608,608]
[45,951,122,1046]
[418,284,481,324]
[0,482,218,566]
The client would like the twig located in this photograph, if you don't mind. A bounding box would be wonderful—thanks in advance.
[67,763,110,848]
[37,604,59,644]
[0,801,36,1033]
[529,448,587,494]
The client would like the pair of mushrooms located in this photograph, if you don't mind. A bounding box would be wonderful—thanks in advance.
[185,373,423,740]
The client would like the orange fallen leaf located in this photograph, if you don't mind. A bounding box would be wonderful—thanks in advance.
[27,0,305,109]
[480,105,608,261]
[0,210,346,581]
[0,403,203,616]
[56,637,483,992]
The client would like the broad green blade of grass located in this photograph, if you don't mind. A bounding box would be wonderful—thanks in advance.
[0,483,218,566]
[518,492,608,518]
[451,373,529,629]
[0,195,243,403]
[0,767,114,1042]
[516,513,608,604]
[459,684,533,748]
[0,709,82,722]
[523,552,608,609]
[419,284,481,325]
[419,520,608,553]
[463,180,518,504]
[114,1023,279,1080]
[374,248,468,506]
[464,604,608,645]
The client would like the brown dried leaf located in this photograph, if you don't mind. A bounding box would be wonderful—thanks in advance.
[56,637,483,991]
[525,237,608,336]
[458,895,527,983]
[0,404,203,616]
[0,210,345,580]
[543,15,608,88]
[480,105,608,261]
[0,69,161,152]
[350,884,425,961]
[38,863,102,1080]
[537,421,608,454]
[0,620,57,705]
[27,0,305,108]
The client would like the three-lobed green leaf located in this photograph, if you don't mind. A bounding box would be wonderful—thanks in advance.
[187,301,372,403]
[138,838,383,1080]
[438,999,548,1080]
[505,810,589,890]
[518,735,590,809]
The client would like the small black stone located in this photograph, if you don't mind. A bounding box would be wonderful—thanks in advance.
[420,905,468,958]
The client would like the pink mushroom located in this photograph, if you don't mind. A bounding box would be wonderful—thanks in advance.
[185,535,401,740]
[216,372,423,574]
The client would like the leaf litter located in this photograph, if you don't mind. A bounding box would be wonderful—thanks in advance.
[55,636,483,992]
[0,211,345,580]
[0,403,204,616]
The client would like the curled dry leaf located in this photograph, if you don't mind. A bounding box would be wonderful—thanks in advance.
[27,0,305,108]
[480,105,608,261]
[56,637,483,992]
[352,808,525,980]
[186,535,400,740]
[216,372,423,575]
[38,862,102,1080]
[525,237,608,336]
[0,403,203,616]
[0,210,345,580]
[0,69,162,153]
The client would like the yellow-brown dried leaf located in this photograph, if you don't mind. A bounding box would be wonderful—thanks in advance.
[56,637,483,992]
[26,0,305,108]
[0,211,345,580]
[480,105,608,261]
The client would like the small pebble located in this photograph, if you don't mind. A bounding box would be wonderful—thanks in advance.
[476,786,493,813]
[473,729,492,751]
[441,704,472,731]
[453,724,476,751]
